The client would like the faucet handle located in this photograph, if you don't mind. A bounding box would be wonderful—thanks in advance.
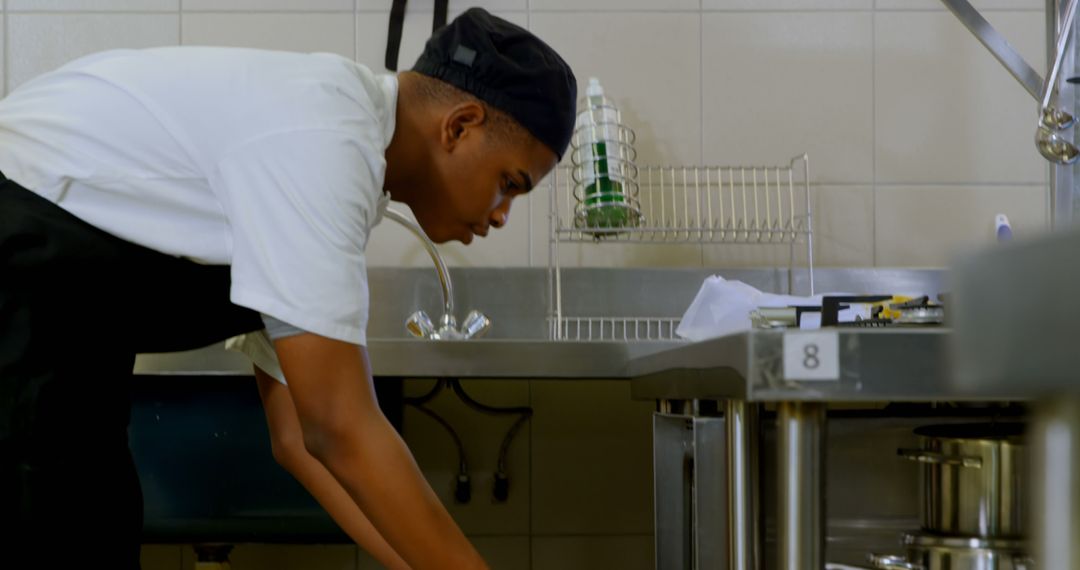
[461,310,492,339]
[406,310,435,338]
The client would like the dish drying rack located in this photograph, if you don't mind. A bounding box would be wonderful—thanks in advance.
[547,155,815,342]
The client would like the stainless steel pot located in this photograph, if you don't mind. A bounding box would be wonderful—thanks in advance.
[903,532,1031,570]
[898,422,1026,538]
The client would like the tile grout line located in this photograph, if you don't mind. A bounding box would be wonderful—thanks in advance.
[360,5,365,557]
[526,3,532,270]
[699,1,706,269]
[527,378,534,569]
[3,0,7,97]
[871,6,878,267]
[0,8,1045,15]
[526,4,534,270]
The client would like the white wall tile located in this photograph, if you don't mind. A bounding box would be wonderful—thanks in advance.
[875,11,1047,184]
[7,0,177,10]
[530,12,702,167]
[532,535,654,570]
[403,379,531,535]
[553,242,704,268]
[811,186,875,266]
[0,15,6,97]
[702,242,793,268]
[876,0,1043,10]
[7,14,179,90]
[183,0,353,11]
[530,380,655,535]
[366,201,531,267]
[702,185,874,268]
[532,0,697,10]
[182,13,354,57]
[357,10,527,73]
[874,184,1049,266]
[703,12,874,184]
[528,183,556,268]
[366,214,431,267]
[707,0,871,9]
[358,0,527,11]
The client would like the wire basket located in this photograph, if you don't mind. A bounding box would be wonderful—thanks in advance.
[553,156,812,244]
[547,155,814,342]
[569,111,644,235]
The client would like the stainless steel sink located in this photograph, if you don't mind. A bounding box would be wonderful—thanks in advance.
[133,267,949,378]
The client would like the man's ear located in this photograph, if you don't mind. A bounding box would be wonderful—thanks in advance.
[440,101,486,151]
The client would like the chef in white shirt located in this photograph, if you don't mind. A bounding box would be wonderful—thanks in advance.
[0,8,576,570]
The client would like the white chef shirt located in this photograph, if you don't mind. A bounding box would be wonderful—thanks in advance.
[0,46,396,355]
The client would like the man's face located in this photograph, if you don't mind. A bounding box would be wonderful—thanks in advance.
[412,106,558,244]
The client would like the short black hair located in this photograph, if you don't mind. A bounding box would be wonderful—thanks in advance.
[410,71,533,148]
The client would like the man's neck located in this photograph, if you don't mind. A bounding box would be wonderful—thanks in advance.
[383,72,433,206]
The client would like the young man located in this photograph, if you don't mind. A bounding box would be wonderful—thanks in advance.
[0,8,576,570]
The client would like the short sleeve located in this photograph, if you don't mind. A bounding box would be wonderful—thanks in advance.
[213,129,384,345]
[224,329,287,385]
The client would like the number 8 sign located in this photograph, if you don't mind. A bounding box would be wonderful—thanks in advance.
[783,331,840,381]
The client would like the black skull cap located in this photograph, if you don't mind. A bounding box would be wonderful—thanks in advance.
[412,7,578,160]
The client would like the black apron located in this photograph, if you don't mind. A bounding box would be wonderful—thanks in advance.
[0,175,264,568]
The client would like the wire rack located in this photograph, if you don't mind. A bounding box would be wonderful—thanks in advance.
[548,154,814,342]
[549,317,681,342]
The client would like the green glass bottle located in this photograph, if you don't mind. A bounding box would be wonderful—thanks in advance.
[576,78,635,234]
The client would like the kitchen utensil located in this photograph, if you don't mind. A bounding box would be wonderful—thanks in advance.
[898,422,1027,538]
[1035,125,1079,165]
[903,532,1029,570]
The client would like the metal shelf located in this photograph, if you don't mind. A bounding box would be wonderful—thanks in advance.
[552,158,812,244]
[547,155,815,342]
[628,328,1004,403]
[550,316,683,342]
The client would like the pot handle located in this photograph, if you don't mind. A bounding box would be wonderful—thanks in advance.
[868,553,926,570]
[1012,556,1036,570]
[897,448,983,468]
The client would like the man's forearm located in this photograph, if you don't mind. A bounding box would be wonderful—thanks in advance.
[254,367,410,569]
[272,335,486,570]
[279,445,411,569]
[311,415,488,570]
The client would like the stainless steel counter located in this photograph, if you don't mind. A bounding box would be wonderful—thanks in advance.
[138,328,979,404]
[630,328,1020,402]
[135,338,675,379]
[134,266,949,382]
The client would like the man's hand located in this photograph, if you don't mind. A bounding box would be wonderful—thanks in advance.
[272,333,487,570]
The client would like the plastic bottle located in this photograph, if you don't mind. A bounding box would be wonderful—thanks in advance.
[995,213,1013,242]
[574,78,634,231]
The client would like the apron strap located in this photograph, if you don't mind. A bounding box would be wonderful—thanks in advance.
[433,0,448,33]
[385,0,408,71]
[385,0,450,71]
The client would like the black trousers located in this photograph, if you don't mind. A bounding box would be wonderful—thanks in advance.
[0,178,264,568]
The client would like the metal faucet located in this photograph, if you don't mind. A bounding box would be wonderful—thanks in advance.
[383,208,491,340]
